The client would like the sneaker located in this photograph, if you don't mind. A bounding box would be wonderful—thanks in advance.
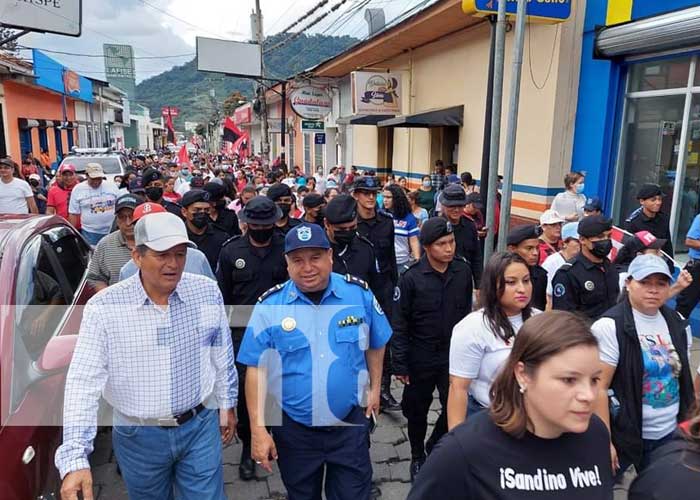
[410,456,426,483]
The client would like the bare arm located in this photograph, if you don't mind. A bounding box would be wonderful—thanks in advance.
[365,346,385,417]
[68,214,80,228]
[26,197,38,214]
[409,235,421,260]
[46,206,56,216]
[245,366,277,472]
[685,238,700,249]
[447,375,471,431]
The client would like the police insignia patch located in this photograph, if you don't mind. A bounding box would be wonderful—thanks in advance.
[584,281,595,291]
[373,297,384,315]
[235,258,246,269]
[393,286,401,302]
[281,317,296,332]
[553,283,566,298]
[297,226,312,242]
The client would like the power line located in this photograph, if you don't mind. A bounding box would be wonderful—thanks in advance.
[17,45,194,60]
[277,0,331,34]
[139,0,230,40]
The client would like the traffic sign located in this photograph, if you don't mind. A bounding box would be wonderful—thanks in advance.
[302,120,324,133]
[315,133,326,145]
[462,0,571,23]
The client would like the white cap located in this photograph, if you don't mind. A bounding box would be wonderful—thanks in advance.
[540,209,565,225]
[134,212,196,252]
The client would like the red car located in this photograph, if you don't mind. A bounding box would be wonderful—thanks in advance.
[0,214,93,499]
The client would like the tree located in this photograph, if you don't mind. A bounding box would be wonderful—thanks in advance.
[223,91,247,117]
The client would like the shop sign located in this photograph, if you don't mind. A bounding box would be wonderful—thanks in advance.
[315,133,326,145]
[351,72,402,115]
[462,0,572,23]
[162,107,179,117]
[302,120,324,133]
[290,86,332,120]
[32,50,93,103]
[235,105,252,125]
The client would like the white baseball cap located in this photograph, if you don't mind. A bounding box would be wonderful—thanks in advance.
[540,209,565,225]
[134,212,196,252]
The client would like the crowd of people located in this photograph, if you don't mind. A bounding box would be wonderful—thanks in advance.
[2,148,699,500]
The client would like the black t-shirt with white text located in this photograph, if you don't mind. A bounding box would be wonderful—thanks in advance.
[407,411,613,500]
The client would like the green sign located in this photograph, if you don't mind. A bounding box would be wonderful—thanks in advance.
[302,120,324,133]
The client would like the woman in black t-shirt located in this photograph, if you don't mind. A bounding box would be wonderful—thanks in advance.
[408,311,613,500]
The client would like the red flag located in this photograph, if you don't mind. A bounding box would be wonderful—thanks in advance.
[233,132,249,160]
[177,144,190,166]
[165,113,176,144]
[223,117,244,143]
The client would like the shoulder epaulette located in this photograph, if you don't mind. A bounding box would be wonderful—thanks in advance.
[559,262,574,271]
[377,209,394,220]
[221,235,242,248]
[626,207,642,223]
[345,274,369,290]
[257,283,285,303]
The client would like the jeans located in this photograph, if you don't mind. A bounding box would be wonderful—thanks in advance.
[467,394,486,417]
[81,229,107,246]
[112,408,225,500]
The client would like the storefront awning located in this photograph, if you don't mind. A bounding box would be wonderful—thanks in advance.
[377,106,464,128]
[336,115,394,126]
[596,6,700,58]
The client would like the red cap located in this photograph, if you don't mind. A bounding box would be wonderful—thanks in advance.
[133,202,167,222]
[635,230,666,250]
[59,163,76,174]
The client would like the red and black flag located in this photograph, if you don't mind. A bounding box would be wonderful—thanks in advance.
[223,117,243,143]
[165,113,176,144]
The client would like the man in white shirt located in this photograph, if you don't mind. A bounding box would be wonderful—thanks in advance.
[543,222,580,299]
[68,163,119,245]
[0,158,38,214]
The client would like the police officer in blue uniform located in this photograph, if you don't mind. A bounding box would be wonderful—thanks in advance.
[216,196,287,481]
[238,223,392,500]
[267,183,303,235]
[552,215,620,321]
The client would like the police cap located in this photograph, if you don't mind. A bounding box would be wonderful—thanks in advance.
[325,194,357,224]
[637,183,663,200]
[266,183,292,201]
[238,196,282,225]
[578,214,613,238]
[302,193,326,209]
[202,182,226,201]
[141,167,162,186]
[439,184,468,207]
[352,176,380,192]
[420,217,454,246]
[285,223,331,254]
[181,189,211,207]
[507,224,543,246]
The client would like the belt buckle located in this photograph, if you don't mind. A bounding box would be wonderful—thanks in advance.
[157,417,179,427]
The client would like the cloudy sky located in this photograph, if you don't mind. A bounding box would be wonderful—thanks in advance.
[15,0,431,83]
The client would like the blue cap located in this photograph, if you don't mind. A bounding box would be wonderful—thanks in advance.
[285,223,331,254]
[627,254,672,281]
[584,196,602,212]
[561,222,579,241]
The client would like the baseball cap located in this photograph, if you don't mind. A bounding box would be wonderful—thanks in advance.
[28,173,41,182]
[142,167,162,186]
[134,212,196,252]
[85,163,106,179]
[132,202,167,222]
[129,176,146,194]
[637,183,663,200]
[635,230,666,250]
[303,193,326,209]
[285,223,330,254]
[325,194,357,224]
[267,183,292,201]
[238,196,282,225]
[439,184,468,207]
[627,254,672,281]
[58,163,76,174]
[420,217,454,246]
[540,209,565,226]
[561,222,579,241]
[202,182,226,201]
[352,176,380,192]
[578,214,613,238]
[115,193,143,213]
[584,196,602,212]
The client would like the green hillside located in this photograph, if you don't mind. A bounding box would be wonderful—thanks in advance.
[135,33,357,128]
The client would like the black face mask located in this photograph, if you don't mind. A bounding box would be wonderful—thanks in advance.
[278,203,291,217]
[590,239,613,259]
[145,186,163,201]
[191,213,209,229]
[334,229,356,246]
[248,227,274,243]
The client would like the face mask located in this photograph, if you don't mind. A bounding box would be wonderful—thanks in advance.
[248,226,274,243]
[278,203,291,217]
[590,239,612,258]
[191,212,209,229]
[334,229,356,246]
[576,184,585,194]
[145,186,163,201]
[422,180,431,188]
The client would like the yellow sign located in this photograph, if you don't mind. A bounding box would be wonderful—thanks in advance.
[606,0,634,26]
[462,0,572,24]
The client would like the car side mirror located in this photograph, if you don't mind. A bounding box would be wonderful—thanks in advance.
[37,335,78,373]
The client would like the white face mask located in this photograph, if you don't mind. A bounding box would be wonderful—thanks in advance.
[423,180,431,188]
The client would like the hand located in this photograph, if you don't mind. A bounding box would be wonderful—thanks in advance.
[366,386,380,417]
[610,443,619,474]
[567,213,578,222]
[395,375,410,385]
[220,408,237,445]
[61,469,93,500]
[677,269,693,290]
[251,429,278,473]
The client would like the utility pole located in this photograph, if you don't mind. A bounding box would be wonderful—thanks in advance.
[254,0,270,164]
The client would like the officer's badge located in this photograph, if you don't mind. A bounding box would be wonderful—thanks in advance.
[393,286,401,302]
[235,259,246,269]
[553,283,565,298]
[584,281,595,291]
[297,226,312,242]
[373,297,384,315]
[338,315,364,327]
[281,317,297,332]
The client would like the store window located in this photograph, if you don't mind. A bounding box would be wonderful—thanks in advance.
[288,133,294,168]
[19,129,32,158]
[304,133,311,173]
[38,127,49,153]
[54,128,64,161]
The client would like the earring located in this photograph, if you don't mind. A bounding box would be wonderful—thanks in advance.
[519,386,526,394]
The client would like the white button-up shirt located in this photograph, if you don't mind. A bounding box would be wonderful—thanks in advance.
[55,272,237,478]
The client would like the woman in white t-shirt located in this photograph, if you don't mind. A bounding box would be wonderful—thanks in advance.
[447,252,537,430]
[551,171,586,222]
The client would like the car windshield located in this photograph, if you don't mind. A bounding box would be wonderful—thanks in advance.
[62,157,122,174]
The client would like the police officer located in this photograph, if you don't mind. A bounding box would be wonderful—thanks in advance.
[552,215,619,320]
[181,189,229,270]
[302,193,327,225]
[438,184,483,291]
[625,183,674,258]
[352,175,400,411]
[393,218,473,481]
[238,223,392,500]
[142,167,183,218]
[267,183,302,235]
[506,224,548,311]
[203,181,242,237]
[216,196,287,481]
[325,194,383,306]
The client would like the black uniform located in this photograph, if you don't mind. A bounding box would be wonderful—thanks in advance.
[275,216,303,236]
[551,252,619,321]
[393,255,473,461]
[625,209,674,258]
[450,216,483,288]
[357,211,398,313]
[162,199,184,220]
[211,207,242,238]
[529,264,548,311]
[216,232,288,452]
[331,234,382,298]
[187,224,229,271]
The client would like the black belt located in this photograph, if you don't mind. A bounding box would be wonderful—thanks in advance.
[121,403,207,428]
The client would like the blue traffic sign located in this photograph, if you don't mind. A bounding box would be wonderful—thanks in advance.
[315,133,326,145]
[462,0,571,22]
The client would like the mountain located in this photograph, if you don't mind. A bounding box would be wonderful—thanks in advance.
[135,33,358,129]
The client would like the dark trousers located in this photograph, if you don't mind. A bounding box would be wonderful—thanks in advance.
[676,261,700,318]
[401,368,449,458]
[232,333,250,450]
[273,407,372,500]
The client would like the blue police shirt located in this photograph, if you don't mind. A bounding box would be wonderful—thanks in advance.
[237,272,392,426]
[687,214,700,260]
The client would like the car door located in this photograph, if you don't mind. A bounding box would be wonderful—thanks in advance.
[0,224,91,499]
